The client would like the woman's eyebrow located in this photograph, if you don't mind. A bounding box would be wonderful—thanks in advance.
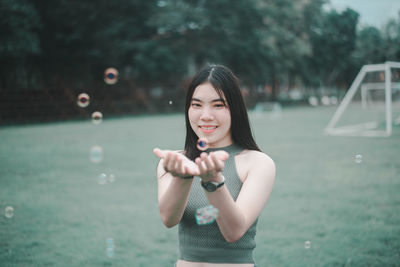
[191,97,225,103]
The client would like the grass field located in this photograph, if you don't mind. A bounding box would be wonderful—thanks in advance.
[0,106,399,267]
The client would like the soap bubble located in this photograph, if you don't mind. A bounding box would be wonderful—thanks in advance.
[197,138,208,151]
[304,240,311,249]
[104,68,119,85]
[91,111,103,124]
[97,173,107,185]
[169,100,173,105]
[89,145,103,163]
[195,205,219,225]
[5,206,14,218]
[108,174,116,183]
[354,154,362,164]
[77,93,90,108]
[106,237,115,258]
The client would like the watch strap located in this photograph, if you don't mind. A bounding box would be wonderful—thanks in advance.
[201,175,225,192]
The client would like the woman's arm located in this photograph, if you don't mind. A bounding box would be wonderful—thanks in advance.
[154,149,199,228]
[156,160,193,228]
[197,151,276,242]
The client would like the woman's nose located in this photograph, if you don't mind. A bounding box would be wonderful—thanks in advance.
[200,107,214,121]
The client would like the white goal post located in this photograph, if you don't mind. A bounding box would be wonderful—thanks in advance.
[325,61,400,137]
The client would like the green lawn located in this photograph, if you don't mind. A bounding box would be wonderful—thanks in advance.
[0,106,399,266]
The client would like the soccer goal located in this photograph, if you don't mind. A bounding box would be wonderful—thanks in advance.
[325,61,400,137]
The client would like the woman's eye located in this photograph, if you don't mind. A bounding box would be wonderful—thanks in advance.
[191,103,201,107]
[215,103,225,108]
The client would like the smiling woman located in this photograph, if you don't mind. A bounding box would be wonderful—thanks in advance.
[188,82,232,148]
[153,64,276,267]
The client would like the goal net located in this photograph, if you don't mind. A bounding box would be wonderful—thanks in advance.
[325,61,400,137]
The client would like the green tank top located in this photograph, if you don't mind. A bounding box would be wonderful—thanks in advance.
[178,143,258,263]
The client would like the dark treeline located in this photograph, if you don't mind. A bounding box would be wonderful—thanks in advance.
[1,0,400,123]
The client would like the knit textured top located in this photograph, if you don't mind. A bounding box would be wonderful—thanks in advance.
[178,144,258,263]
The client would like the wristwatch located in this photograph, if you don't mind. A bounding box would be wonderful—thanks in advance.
[201,175,225,192]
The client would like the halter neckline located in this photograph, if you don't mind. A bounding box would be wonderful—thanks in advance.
[205,143,242,154]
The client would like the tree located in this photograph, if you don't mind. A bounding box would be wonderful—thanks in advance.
[32,0,158,88]
[353,26,385,65]
[253,0,319,99]
[149,0,270,87]
[0,0,41,88]
[307,7,359,88]
[382,12,400,62]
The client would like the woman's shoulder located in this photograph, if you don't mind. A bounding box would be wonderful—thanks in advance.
[238,149,275,169]
[239,149,273,160]
[235,149,275,182]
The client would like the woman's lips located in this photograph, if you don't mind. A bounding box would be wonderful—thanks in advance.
[199,125,217,133]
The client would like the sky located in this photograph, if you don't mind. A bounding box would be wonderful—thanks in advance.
[326,0,400,28]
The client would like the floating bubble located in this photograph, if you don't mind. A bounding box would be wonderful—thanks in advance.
[108,174,116,183]
[104,67,119,85]
[197,138,208,151]
[169,100,173,105]
[97,173,107,185]
[5,206,14,218]
[90,145,103,163]
[308,96,318,107]
[354,154,362,164]
[91,111,103,124]
[304,240,311,249]
[77,93,90,108]
[195,205,219,225]
[106,237,115,258]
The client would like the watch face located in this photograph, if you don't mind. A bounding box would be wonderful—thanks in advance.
[205,182,217,192]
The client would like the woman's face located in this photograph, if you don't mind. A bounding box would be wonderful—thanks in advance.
[188,82,232,148]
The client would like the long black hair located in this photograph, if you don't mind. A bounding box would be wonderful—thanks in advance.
[184,64,261,160]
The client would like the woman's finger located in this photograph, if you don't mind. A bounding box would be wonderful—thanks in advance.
[177,156,184,174]
[195,157,207,173]
[195,157,201,165]
[200,153,210,171]
[200,152,208,160]
[212,151,229,161]
[173,154,180,172]
[167,153,178,173]
[163,151,173,171]
[204,154,215,171]
[211,153,225,171]
[153,148,165,159]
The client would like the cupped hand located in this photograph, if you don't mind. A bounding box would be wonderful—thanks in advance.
[153,148,200,178]
[194,151,229,182]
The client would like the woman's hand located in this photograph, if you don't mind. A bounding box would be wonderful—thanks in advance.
[153,148,200,178]
[195,151,229,182]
